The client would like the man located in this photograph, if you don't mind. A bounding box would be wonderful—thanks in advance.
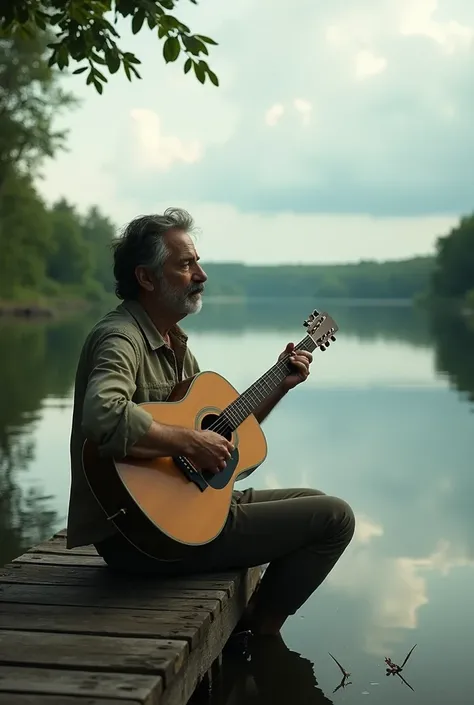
[67,208,355,637]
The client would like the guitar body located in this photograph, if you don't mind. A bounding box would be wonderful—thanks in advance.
[82,370,268,561]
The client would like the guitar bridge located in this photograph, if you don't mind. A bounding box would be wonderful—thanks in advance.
[173,455,208,492]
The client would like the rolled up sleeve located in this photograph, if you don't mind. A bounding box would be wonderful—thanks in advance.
[81,333,153,458]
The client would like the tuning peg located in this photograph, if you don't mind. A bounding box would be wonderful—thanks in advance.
[320,344,326,351]
[303,320,309,327]
[331,335,336,342]
[313,309,319,316]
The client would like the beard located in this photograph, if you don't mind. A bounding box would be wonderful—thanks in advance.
[159,279,204,315]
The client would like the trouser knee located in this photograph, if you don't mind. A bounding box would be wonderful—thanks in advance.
[326,496,356,542]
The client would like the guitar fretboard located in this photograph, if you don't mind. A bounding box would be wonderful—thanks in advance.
[210,334,317,433]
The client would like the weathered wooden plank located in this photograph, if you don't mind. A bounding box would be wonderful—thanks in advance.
[12,551,237,595]
[161,567,261,705]
[0,665,162,703]
[0,603,208,649]
[0,564,232,601]
[0,695,140,705]
[53,529,67,538]
[0,630,188,685]
[28,539,97,556]
[25,537,243,585]
[0,584,221,616]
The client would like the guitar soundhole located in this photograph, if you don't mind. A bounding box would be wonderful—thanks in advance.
[199,413,238,489]
[200,413,233,441]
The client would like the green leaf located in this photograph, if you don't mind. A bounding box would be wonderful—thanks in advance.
[92,67,108,82]
[182,35,203,56]
[207,68,219,86]
[193,61,206,84]
[184,57,192,74]
[72,66,88,75]
[132,9,145,34]
[91,51,107,66]
[93,78,104,94]
[129,64,141,79]
[105,50,121,74]
[49,12,64,25]
[195,35,218,46]
[47,51,57,68]
[123,52,141,65]
[158,24,167,39]
[57,45,69,70]
[163,36,180,63]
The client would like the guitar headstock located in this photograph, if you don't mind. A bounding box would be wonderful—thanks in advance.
[303,309,339,351]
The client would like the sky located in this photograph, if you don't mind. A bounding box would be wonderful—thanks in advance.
[37,0,474,264]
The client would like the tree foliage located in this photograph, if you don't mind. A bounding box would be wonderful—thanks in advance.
[430,214,474,303]
[200,257,435,301]
[0,28,75,186]
[0,1,219,94]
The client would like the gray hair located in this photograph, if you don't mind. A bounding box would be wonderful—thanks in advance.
[112,208,195,300]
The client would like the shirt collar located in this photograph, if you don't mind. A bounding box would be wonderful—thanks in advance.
[121,300,188,351]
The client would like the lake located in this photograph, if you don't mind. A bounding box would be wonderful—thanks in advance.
[1,299,473,705]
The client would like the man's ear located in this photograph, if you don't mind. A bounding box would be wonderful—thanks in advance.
[135,265,155,292]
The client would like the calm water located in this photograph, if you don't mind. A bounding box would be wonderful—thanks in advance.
[1,299,473,704]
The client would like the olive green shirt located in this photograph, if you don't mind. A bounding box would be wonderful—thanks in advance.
[66,299,200,548]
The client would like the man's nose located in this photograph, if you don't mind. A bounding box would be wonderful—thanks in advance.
[193,264,207,282]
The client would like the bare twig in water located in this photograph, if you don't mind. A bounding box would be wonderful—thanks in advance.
[329,652,352,693]
[384,644,417,691]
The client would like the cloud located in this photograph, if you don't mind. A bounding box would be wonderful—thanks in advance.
[265,103,284,127]
[101,0,474,218]
[129,109,203,170]
[354,50,388,80]
[329,519,474,656]
[37,0,474,239]
[400,0,474,52]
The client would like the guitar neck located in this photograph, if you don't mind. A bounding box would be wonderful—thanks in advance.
[221,334,318,431]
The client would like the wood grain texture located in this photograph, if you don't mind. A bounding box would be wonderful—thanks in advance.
[161,567,261,705]
[27,538,97,556]
[0,665,162,702]
[0,630,188,684]
[0,695,141,705]
[0,603,208,648]
[0,583,222,616]
[0,528,262,705]
[0,563,234,601]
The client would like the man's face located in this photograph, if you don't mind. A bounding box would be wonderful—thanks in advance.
[157,229,207,316]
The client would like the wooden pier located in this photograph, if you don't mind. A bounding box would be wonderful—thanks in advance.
[0,530,261,705]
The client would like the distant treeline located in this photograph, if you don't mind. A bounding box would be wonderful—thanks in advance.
[1,28,473,308]
[0,170,435,303]
[201,257,434,300]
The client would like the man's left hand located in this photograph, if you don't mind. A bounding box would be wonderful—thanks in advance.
[278,342,312,391]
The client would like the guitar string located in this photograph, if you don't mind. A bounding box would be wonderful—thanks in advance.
[205,332,322,436]
[212,334,321,432]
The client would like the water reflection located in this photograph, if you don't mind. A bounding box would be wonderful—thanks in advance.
[430,306,474,405]
[0,311,101,565]
[192,635,335,705]
[0,299,473,703]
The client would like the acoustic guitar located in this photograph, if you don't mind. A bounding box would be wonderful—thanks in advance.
[82,308,338,560]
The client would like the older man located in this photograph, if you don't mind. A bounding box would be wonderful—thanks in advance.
[67,207,355,637]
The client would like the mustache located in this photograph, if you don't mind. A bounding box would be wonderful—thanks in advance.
[188,284,205,295]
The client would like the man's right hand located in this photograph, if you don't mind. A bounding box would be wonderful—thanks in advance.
[187,429,234,474]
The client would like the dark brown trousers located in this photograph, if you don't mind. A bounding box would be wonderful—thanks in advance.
[95,487,355,616]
